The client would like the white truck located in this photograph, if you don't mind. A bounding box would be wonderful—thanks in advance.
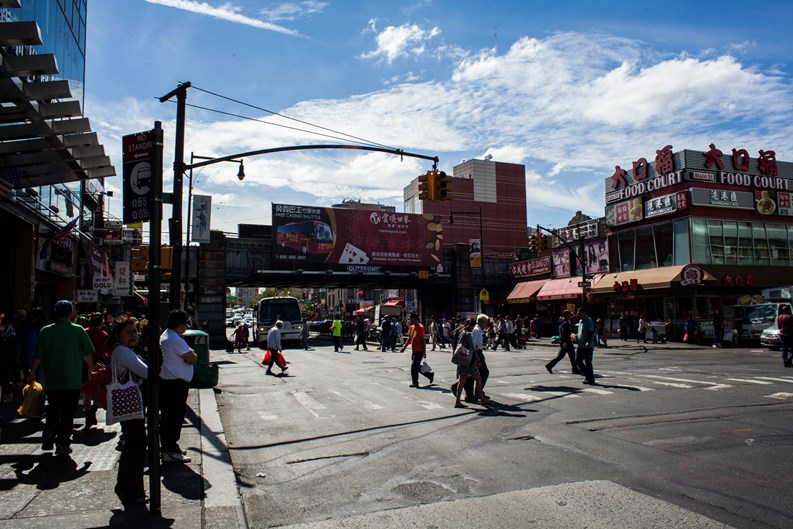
[735,287,793,343]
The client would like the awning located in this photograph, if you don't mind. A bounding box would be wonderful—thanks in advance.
[537,275,604,301]
[383,299,404,307]
[591,265,716,294]
[506,279,547,304]
[0,20,116,190]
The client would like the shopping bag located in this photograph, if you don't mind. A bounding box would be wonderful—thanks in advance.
[451,344,471,367]
[262,350,272,365]
[683,332,689,343]
[276,352,287,369]
[190,362,219,389]
[420,361,433,374]
[105,353,144,425]
[17,381,43,418]
[82,362,111,409]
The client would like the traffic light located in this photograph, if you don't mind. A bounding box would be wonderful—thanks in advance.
[537,234,547,252]
[436,170,453,200]
[528,233,538,253]
[418,170,437,201]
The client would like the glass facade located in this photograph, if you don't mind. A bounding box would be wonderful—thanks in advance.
[691,218,792,266]
[616,219,688,271]
[16,0,86,102]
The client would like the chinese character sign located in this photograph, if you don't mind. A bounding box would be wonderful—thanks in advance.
[191,195,212,243]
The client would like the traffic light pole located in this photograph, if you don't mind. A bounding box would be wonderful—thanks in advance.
[535,224,590,304]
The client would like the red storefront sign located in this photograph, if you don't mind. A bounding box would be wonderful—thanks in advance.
[722,274,755,287]
[510,256,552,278]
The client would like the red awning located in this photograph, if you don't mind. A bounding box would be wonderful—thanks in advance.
[537,275,603,301]
[506,279,547,304]
[383,299,405,307]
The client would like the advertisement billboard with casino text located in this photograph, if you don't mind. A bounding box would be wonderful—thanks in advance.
[272,204,443,272]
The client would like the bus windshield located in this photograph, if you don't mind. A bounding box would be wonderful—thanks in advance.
[744,303,778,324]
[258,298,302,324]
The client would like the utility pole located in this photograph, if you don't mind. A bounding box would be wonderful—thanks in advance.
[159,81,191,310]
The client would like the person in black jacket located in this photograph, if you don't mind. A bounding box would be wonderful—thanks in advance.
[545,311,580,374]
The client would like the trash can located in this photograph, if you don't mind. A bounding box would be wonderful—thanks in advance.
[183,329,209,364]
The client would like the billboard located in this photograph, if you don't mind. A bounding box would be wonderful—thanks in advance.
[272,204,443,271]
[583,238,610,274]
[552,248,571,278]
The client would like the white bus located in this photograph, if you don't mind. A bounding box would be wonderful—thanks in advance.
[254,296,303,347]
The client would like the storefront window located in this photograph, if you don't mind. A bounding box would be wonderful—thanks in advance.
[752,224,770,265]
[767,223,788,265]
[737,222,753,265]
[635,227,656,269]
[673,219,690,265]
[723,221,738,264]
[617,232,634,271]
[655,223,674,266]
[708,220,724,264]
[691,218,710,264]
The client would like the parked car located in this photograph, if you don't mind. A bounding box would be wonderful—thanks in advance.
[760,325,781,350]
[226,317,234,327]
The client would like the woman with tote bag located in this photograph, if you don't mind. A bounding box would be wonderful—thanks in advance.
[106,319,149,506]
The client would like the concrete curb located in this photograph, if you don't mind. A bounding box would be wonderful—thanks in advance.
[199,387,248,529]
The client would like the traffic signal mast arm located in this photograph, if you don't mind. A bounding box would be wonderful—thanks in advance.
[535,224,587,272]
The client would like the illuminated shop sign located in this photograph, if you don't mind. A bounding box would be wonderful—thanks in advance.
[606,171,683,204]
[605,197,643,227]
[644,191,688,219]
[689,188,754,209]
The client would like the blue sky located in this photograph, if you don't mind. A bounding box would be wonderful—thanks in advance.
[85,0,793,236]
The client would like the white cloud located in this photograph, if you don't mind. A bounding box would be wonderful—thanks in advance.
[259,1,328,21]
[90,31,793,229]
[360,23,442,64]
[145,0,302,36]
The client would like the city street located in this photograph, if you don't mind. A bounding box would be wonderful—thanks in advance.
[212,338,793,528]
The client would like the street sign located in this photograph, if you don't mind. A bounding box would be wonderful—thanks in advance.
[479,288,490,301]
[122,130,155,223]
[578,281,592,288]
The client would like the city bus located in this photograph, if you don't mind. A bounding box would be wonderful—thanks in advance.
[254,296,304,347]
[275,220,334,255]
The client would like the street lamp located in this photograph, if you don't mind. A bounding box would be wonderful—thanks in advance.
[183,152,245,312]
[449,207,484,312]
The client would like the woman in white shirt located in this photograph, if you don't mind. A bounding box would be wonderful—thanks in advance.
[108,319,149,506]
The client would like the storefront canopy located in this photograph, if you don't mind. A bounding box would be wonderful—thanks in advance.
[506,279,547,304]
[591,265,716,294]
[537,275,603,301]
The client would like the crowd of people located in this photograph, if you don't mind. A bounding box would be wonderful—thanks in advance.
[0,302,199,508]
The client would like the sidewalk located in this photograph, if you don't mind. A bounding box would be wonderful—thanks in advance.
[0,383,243,528]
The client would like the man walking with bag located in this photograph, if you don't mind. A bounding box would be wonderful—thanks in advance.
[401,312,433,388]
[545,310,580,374]
[575,306,597,385]
[265,320,288,375]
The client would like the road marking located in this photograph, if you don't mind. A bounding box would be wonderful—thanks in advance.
[416,401,445,410]
[256,412,279,421]
[756,377,793,384]
[503,393,542,402]
[363,401,384,410]
[633,378,692,389]
[765,392,793,400]
[642,374,722,386]
[726,378,773,385]
[293,391,326,418]
[703,384,733,391]
[581,388,613,395]
[644,435,713,447]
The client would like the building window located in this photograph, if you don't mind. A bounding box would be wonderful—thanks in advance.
[752,223,770,265]
[673,219,690,265]
[655,223,674,266]
[767,223,787,266]
[617,232,635,271]
[708,220,724,264]
[691,218,710,264]
[737,222,753,265]
[635,227,656,269]
[722,221,738,264]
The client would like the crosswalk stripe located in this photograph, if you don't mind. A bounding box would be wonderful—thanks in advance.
[756,377,793,384]
[581,388,613,395]
[293,391,326,418]
[703,384,733,391]
[503,393,542,401]
[642,374,722,386]
[633,378,692,389]
[765,392,793,400]
[726,378,773,385]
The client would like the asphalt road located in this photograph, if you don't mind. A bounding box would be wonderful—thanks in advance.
[212,338,793,529]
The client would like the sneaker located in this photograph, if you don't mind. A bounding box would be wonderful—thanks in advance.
[162,451,192,463]
[409,383,420,388]
[427,372,435,384]
[545,364,553,374]
[85,410,97,429]
[55,444,72,455]
[42,432,54,451]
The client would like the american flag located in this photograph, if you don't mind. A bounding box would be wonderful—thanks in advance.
[0,167,25,201]
[39,217,80,258]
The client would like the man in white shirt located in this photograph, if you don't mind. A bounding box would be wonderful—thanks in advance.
[159,310,197,463]
[265,320,288,375]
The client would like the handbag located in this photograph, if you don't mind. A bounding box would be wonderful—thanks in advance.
[105,351,144,425]
[451,344,471,367]
[420,361,433,374]
[17,381,43,418]
[262,350,272,365]
[190,362,219,389]
[275,352,287,369]
[82,362,111,409]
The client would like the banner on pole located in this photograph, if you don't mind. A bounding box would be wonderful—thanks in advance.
[191,195,211,243]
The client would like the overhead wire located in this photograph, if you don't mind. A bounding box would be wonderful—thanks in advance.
[190,84,397,151]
